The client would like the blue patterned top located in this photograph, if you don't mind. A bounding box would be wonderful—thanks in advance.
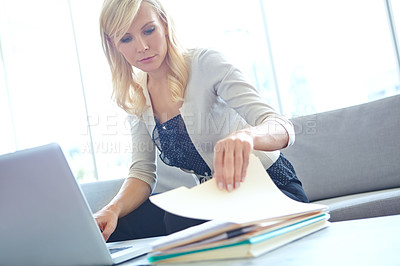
[152,114,212,183]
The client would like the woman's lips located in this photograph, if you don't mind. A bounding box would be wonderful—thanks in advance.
[139,55,156,63]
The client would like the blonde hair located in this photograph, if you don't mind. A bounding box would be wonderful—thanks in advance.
[99,0,189,116]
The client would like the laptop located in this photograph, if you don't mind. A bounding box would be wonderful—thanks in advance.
[0,143,152,265]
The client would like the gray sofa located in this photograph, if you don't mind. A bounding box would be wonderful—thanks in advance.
[80,94,400,222]
[284,94,400,221]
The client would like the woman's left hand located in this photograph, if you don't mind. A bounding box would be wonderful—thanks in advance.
[213,130,254,191]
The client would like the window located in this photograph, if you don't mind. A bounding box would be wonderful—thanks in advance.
[261,0,400,117]
[164,0,281,110]
[0,37,15,155]
[390,0,400,84]
[0,0,96,181]
[69,0,133,182]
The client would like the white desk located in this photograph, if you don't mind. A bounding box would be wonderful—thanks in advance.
[120,215,400,265]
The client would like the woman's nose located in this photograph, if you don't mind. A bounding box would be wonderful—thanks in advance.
[136,37,149,53]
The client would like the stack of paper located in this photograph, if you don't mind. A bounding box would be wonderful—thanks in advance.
[148,154,329,263]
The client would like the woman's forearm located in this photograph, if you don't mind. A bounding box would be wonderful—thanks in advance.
[243,120,290,151]
[103,177,152,218]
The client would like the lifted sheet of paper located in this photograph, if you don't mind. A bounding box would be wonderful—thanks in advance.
[150,154,327,224]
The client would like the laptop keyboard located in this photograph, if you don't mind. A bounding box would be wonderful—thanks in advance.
[109,246,131,254]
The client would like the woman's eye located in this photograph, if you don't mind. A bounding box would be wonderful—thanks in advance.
[120,36,132,43]
[144,26,155,35]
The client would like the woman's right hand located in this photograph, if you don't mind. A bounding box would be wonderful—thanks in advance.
[94,207,119,242]
[93,178,152,242]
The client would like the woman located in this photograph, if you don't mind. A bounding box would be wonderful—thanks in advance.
[96,0,309,242]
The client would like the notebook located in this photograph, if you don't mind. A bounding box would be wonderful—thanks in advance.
[0,143,151,266]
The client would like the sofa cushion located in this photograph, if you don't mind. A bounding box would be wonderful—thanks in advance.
[314,188,400,222]
[283,95,400,201]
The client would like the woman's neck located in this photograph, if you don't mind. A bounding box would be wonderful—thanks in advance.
[146,68,183,123]
[147,60,169,90]
[147,74,168,93]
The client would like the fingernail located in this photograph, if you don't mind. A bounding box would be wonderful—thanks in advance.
[218,182,224,190]
[227,184,233,191]
[235,182,240,188]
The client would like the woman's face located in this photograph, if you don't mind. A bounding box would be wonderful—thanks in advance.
[116,2,168,75]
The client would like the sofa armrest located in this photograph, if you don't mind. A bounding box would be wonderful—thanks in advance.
[315,188,400,221]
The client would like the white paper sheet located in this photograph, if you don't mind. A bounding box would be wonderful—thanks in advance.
[150,154,327,223]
